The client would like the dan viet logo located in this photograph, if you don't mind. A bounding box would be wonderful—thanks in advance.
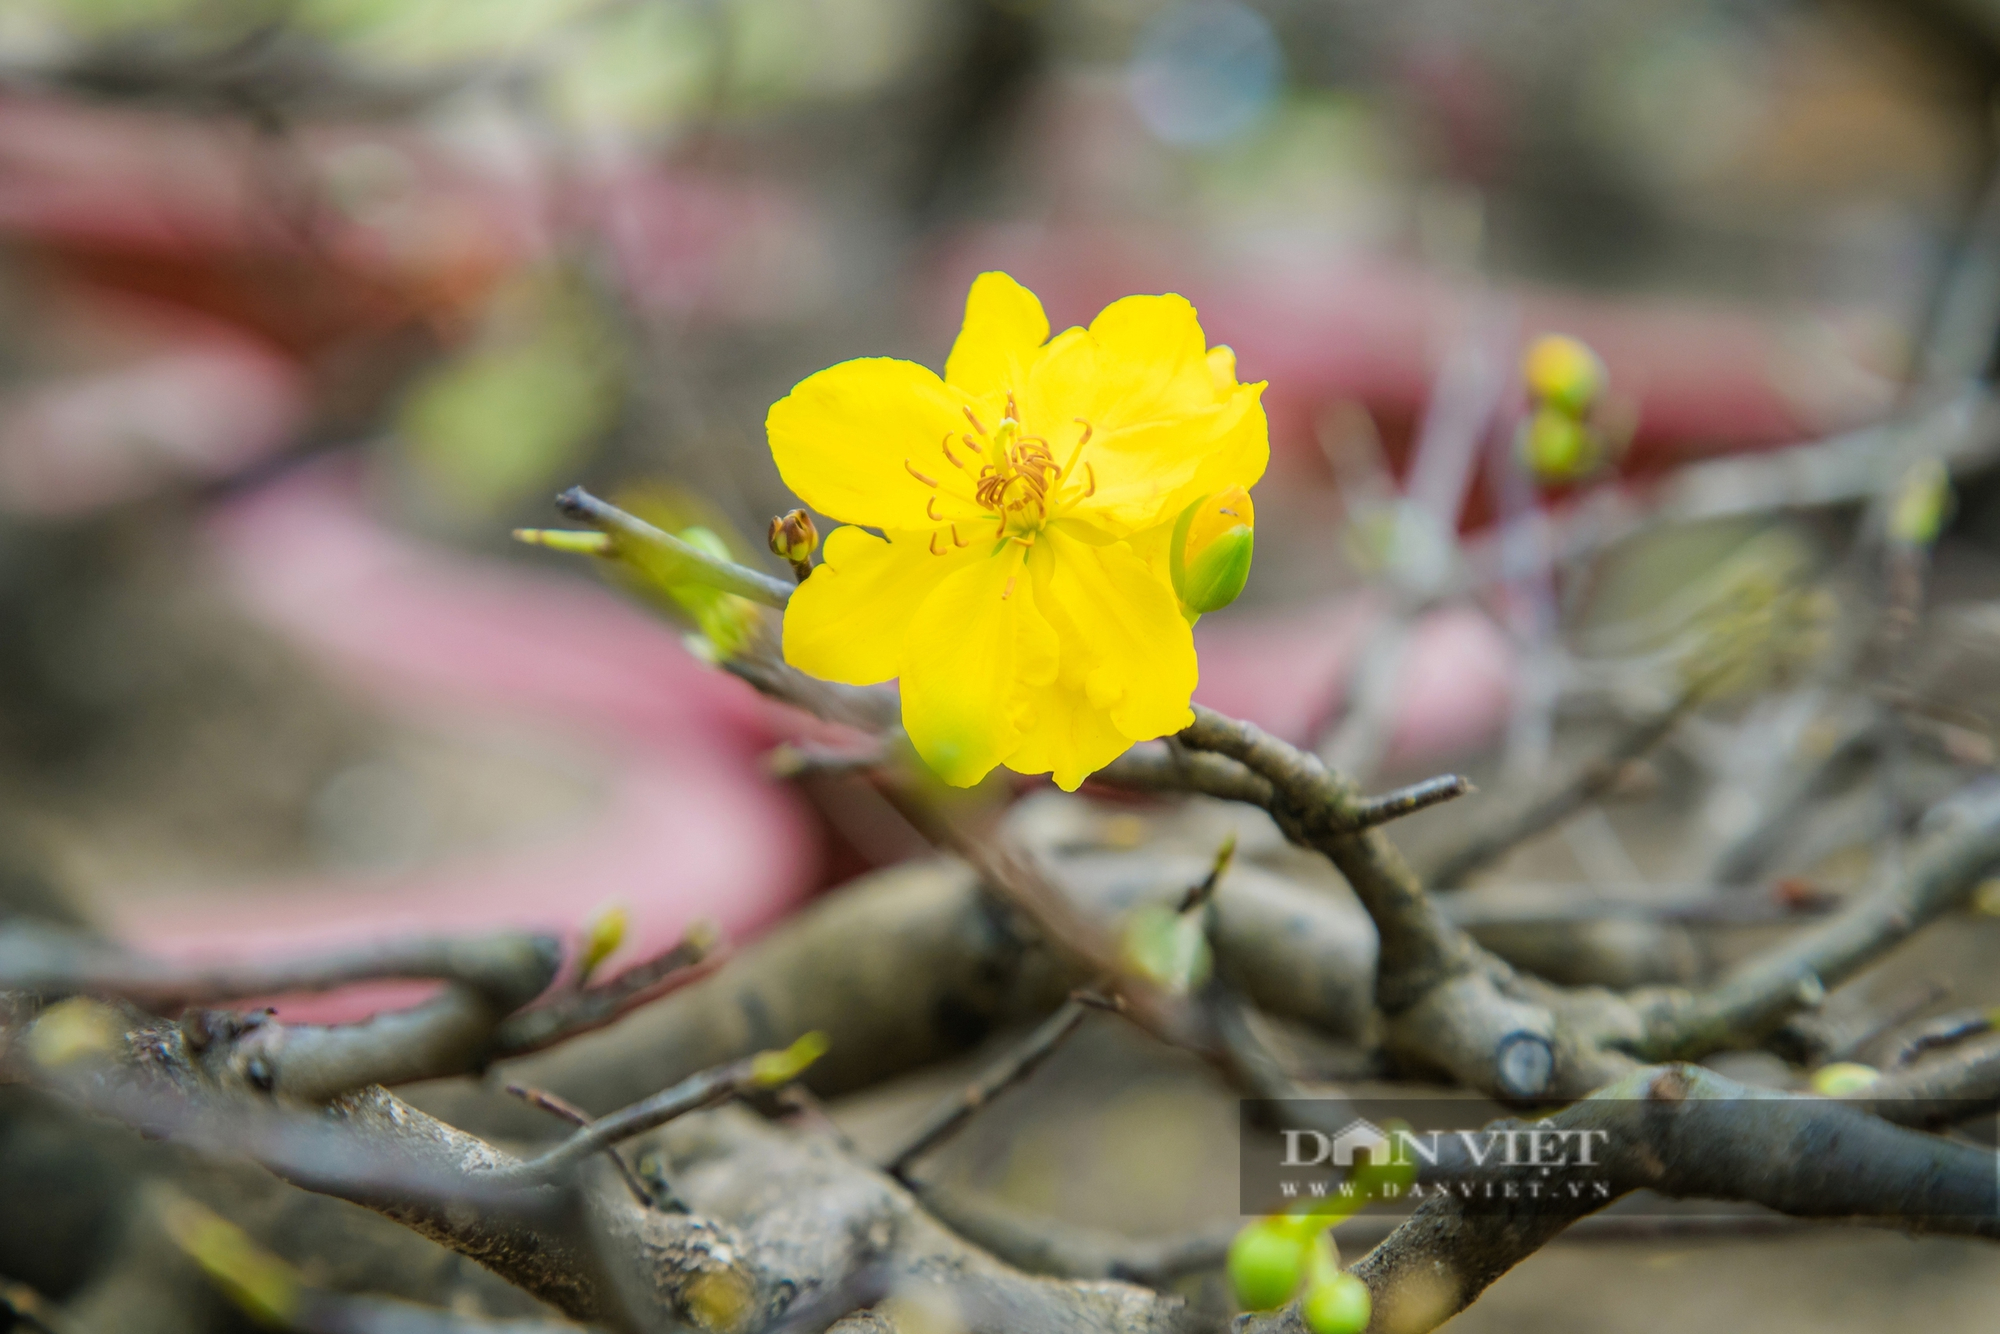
[1242,1105,1617,1215]
[1285,1117,1611,1170]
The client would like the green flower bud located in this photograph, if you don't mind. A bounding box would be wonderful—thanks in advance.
[1301,1269,1372,1334]
[1228,1219,1309,1311]
[1523,333,1605,416]
[1171,487,1255,619]
[1518,407,1597,484]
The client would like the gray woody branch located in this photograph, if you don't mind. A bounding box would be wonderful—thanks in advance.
[1247,1064,1999,1334]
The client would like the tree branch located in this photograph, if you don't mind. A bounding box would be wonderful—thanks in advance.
[1246,1064,1999,1334]
[1427,684,1707,890]
[1632,788,2000,1057]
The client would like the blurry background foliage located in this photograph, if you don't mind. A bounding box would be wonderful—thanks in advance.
[3,0,939,121]
[398,269,622,520]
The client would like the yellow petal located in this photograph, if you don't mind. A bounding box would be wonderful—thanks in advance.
[1020,294,1268,533]
[1068,382,1269,532]
[1078,293,1216,422]
[1004,531,1195,789]
[945,272,1050,399]
[782,526,978,685]
[1175,382,1269,509]
[1005,678,1137,792]
[901,546,1058,787]
[767,357,975,529]
[1207,345,1238,393]
[1023,297,1212,435]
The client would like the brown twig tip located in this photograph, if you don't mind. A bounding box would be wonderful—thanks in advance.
[503,1082,592,1127]
[553,485,594,520]
[1353,774,1476,828]
[1174,834,1237,914]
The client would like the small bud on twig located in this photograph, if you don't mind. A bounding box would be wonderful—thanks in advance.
[1522,333,1605,417]
[768,509,819,583]
[1517,407,1597,483]
[751,1030,829,1086]
[576,902,630,986]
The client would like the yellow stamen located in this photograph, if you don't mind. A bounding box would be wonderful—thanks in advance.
[929,532,947,555]
[905,460,939,488]
[1056,418,1093,483]
[927,496,943,521]
[951,524,966,547]
[941,433,964,468]
[963,406,987,435]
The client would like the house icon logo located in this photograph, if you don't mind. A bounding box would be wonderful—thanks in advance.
[1331,1117,1392,1166]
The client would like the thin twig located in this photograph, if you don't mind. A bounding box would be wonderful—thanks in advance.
[1634,787,2000,1058]
[555,487,795,607]
[1853,1030,2000,1123]
[1890,1007,1998,1068]
[1174,835,1237,914]
[1352,774,1476,829]
[504,1083,658,1207]
[1090,740,1276,806]
[1428,684,1709,890]
[498,1050,804,1184]
[883,996,1095,1181]
[493,925,722,1058]
[765,741,890,779]
[0,924,559,1012]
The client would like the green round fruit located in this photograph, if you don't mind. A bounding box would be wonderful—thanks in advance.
[1519,408,1594,483]
[1301,1270,1373,1334]
[1227,1222,1306,1312]
[1523,334,1605,416]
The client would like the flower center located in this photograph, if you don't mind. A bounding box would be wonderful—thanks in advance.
[973,417,1058,520]
[951,395,1095,538]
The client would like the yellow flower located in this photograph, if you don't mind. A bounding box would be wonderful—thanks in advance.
[771,272,1267,790]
